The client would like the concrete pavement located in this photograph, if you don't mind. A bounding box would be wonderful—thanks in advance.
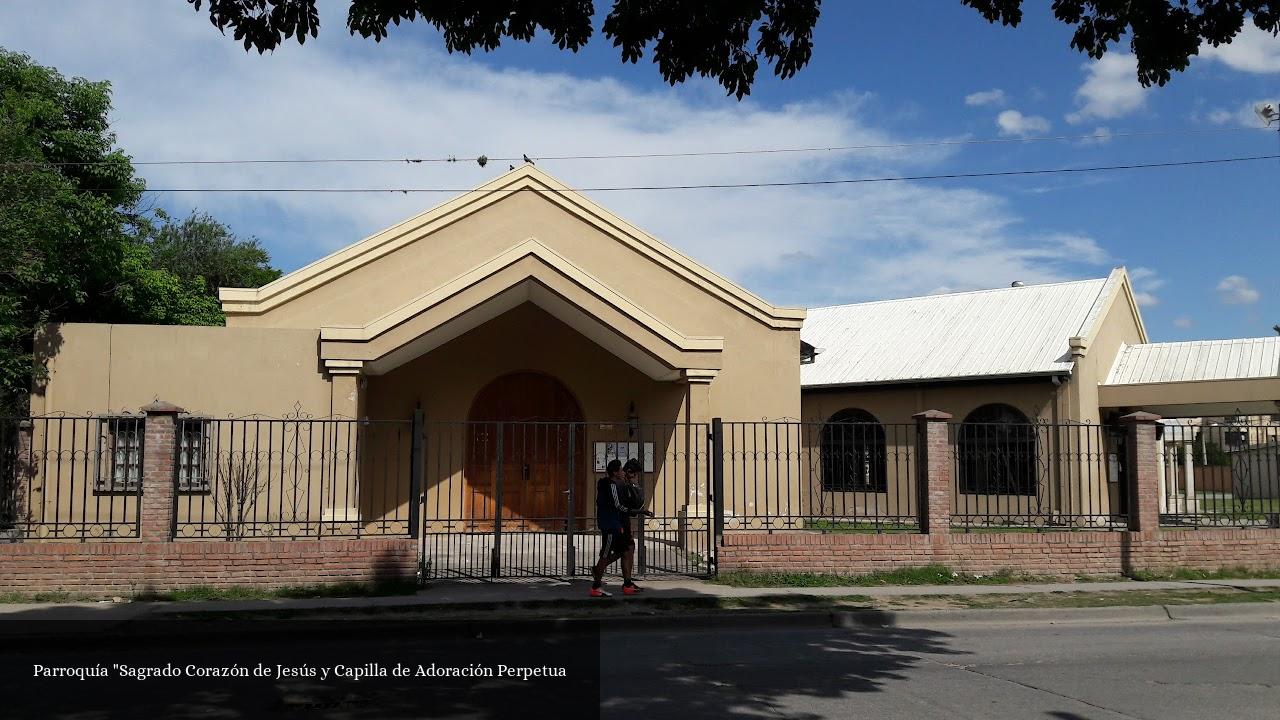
[1,577,1279,637]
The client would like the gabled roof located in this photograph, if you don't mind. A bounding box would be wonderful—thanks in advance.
[1105,337,1280,385]
[801,269,1129,388]
[220,164,805,330]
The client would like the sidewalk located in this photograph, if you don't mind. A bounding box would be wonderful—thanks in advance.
[2,577,1279,632]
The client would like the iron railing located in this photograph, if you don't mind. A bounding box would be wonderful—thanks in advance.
[1158,420,1280,528]
[949,421,1128,531]
[0,415,143,541]
[419,421,711,579]
[173,416,414,540]
[720,421,920,533]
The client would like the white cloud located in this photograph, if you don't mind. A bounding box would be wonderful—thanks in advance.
[996,110,1051,138]
[965,89,1006,107]
[1204,98,1280,127]
[1217,275,1260,305]
[0,0,1113,307]
[1079,126,1113,145]
[1067,54,1149,124]
[1200,25,1280,74]
[1173,316,1193,329]
[1129,267,1164,307]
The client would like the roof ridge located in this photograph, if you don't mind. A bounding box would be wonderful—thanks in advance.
[807,276,1108,312]
[1125,336,1280,348]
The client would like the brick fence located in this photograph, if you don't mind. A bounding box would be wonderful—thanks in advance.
[718,411,1280,577]
[0,402,418,597]
[0,538,418,595]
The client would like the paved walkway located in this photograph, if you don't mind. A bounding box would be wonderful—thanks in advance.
[2,577,1278,632]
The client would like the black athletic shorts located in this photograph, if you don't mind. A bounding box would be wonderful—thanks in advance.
[599,527,635,558]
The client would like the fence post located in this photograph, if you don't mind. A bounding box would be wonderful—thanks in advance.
[140,401,183,543]
[711,418,724,551]
[1121,411,1162,533]
[7,420,34,540]
[913,410,953,535]
[408,409,423,540]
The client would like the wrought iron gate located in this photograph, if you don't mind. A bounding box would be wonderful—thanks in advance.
[416,419,713,579]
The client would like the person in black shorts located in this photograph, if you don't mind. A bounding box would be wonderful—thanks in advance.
[618,458,654,594]
[591,459,633,597]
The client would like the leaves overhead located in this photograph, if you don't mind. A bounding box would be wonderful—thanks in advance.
[963,0,1280,87]
[188,0,1279,96]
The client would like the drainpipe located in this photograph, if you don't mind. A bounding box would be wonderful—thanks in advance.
[1050,374,1063,520]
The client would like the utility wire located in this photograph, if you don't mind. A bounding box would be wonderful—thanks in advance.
[0,127,1270,168]
[91,153,1279,194]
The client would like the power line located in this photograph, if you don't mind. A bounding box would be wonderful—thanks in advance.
[94,153,1277,194]
[1,127,1270,168]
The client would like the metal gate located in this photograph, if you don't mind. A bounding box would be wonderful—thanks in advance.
[417,418,714,579]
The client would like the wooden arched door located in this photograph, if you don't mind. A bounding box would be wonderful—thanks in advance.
[465,372,586,529]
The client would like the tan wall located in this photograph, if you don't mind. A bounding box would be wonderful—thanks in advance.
[1070,284,1145,422]
[33,323,332,418]
[229,191,800,422]
[797,381,1123,526]
[363,303,701,526]
[800,380,1060,425]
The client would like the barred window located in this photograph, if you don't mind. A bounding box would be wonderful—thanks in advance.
[956,404,1038,496]
[177,419,210,492]
[820,408,887,492]
[96,417,142,493]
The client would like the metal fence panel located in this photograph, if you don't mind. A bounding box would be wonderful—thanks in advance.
[1158,420,1280,528]
[173,417,413,540]
[418,421,711,579]
[720,421,920,533]
[1,416,142,541]
[949,422,1128,531]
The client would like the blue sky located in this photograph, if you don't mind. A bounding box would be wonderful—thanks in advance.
[1,1,1277,340]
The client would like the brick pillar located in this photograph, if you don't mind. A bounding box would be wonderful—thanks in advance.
[1121,411,1161,533]
[913,410,953,535]
[10,421,34,535]
[140,401,184,543]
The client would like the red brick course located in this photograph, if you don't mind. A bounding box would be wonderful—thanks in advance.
[0,538,418,596]
[718,528,1280,577]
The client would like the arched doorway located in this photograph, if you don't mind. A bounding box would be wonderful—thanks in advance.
[465,372,586,529]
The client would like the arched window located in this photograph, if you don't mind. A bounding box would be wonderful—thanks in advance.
[957,404,1038,496]
[820,409,887,492]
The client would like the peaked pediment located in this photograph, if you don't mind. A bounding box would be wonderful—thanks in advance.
[319,239,723,381]
[221,164,805,331]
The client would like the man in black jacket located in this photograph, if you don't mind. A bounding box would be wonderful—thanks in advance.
[590,459,631,597]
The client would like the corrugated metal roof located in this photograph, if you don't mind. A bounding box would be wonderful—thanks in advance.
[800,273,1117,388]
[1104,337,1280,385]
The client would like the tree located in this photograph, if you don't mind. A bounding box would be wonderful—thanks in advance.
[1,49,145,413]
[0,50,280,414]
[188,0,1279,98]
[141,210,282,296]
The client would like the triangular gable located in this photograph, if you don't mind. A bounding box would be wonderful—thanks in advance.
[221,164,805,330]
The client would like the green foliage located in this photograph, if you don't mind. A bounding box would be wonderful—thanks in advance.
[1193,440,1232,467]
[0,49,279,415]
[141,210,281,295]
[190,1,1278,97]
[713,565,1045,588]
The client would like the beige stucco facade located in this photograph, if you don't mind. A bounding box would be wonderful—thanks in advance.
[23,168,1278,539]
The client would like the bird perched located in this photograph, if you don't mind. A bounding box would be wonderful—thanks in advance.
[523,154,534,165]
[509,164,516,171]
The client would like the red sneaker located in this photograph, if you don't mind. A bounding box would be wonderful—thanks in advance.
[589,587,612,598]
[622,584,643,595]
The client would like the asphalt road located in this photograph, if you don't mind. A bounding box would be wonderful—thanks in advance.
[604,616,1280,720]
[2,612,1277,719]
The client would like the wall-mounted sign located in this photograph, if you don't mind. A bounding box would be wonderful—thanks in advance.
[594,441,655,473]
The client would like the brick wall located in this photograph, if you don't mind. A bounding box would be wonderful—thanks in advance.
[0,538,418,596]
[718,530,1280,577]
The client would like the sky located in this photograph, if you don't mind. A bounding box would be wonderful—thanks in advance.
[1,1,1277,341]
